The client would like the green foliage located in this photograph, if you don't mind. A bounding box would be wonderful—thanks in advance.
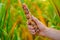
[0,0,60,40]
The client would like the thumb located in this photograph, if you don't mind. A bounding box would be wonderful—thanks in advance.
[31,16,41,25]
[31,16,47,30]
[31,16,43,27]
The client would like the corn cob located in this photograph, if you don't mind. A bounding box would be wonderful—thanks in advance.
[22,3,40,35]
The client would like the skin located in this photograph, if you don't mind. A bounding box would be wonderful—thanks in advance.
[27,16,60,40]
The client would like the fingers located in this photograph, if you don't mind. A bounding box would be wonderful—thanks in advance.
[28,25,36,35]
[27,20,37,35]
[27,16,40,35]
[28,25,34,30]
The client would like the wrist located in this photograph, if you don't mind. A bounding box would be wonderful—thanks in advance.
[38,27,49,36]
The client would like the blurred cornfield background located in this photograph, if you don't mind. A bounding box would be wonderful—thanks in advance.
[0,0,60,40]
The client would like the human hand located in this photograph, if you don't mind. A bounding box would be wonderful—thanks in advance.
[27,16,48,36]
